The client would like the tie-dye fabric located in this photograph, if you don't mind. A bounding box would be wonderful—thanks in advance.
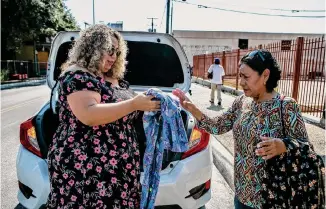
[140,88,188,209]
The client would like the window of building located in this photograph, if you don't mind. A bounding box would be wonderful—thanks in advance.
[281,40,292,51]
[238,39,248,49]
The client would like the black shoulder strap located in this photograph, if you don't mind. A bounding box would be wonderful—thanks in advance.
[280,95,286,138]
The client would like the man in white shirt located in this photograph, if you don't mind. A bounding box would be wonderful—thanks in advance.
[208,58,225,105]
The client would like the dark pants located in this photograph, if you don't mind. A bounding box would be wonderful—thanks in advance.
[234,197,254,209]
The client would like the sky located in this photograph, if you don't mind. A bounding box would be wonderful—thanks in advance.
[65,0,326,34]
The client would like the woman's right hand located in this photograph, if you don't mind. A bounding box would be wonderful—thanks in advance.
[132,94,161,111]
[172,88,203,121]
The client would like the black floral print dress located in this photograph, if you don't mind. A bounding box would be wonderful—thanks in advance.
[46,70,141,209]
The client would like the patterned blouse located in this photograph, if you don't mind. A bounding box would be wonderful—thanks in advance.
[197,93,325,208]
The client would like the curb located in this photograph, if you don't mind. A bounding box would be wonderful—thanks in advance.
[191,77,243,96]
[303,116,325,129]
[210,136,235,192]
[192,77,324,128]
[1,79,46,90]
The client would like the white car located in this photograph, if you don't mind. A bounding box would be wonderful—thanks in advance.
[16,31,213,209]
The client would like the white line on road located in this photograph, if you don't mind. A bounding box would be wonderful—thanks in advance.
[1,96,48,113]
[2,120,20,129]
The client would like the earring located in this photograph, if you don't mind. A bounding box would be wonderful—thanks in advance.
[264,81,267,85]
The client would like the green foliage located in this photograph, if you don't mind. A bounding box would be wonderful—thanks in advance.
[1,0,79,59]
[1,69,10,82]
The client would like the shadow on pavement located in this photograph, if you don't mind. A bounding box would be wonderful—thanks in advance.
[207,104,224,112]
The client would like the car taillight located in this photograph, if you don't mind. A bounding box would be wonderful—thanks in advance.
[205,179,211,190]
[182,126,210,159]
[20,118,42,158]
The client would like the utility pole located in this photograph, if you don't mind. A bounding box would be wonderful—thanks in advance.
[167,0,186,34]
[166,0,171,34]
[147,17,157,32]
[166,0,187,34]
[170,1,174,34]
[92,0,95,24]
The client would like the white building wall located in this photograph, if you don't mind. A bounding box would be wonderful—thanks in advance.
[173,30,323,65]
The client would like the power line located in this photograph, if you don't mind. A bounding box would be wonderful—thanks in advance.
[159,3,167,29]
[260,8,325,13]
[173,0,326,18]
[202,0,326,13]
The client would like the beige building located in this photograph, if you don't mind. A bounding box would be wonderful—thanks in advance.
[173,30,324,65]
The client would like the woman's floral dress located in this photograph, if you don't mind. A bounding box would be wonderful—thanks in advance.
[46,70,141,209]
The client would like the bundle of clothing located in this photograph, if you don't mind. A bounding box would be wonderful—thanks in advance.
[140,88,189,209]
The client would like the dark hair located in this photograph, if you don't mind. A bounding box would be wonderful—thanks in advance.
[214,58,220,65]
[240,49,281,92]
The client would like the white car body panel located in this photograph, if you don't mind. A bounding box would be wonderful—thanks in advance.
[17,144,212,209]
[17,31,212,209]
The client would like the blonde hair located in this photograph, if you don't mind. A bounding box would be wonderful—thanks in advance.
[62,24,128,79]
[108,29,128,79]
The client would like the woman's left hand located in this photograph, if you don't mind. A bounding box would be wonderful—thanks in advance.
[255,137,287,160]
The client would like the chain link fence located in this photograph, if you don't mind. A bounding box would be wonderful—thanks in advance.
[1,60,47,81]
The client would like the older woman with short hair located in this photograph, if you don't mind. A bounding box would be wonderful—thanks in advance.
[173,49,324,209]
[46,24,160,209]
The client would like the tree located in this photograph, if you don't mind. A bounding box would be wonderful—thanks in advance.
[1,0,79,59]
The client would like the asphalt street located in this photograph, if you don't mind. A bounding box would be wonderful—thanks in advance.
[1,84,234,209]
[1,85,50,209]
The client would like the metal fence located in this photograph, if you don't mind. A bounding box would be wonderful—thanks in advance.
[193,36,325,118]
[1,60,47,78]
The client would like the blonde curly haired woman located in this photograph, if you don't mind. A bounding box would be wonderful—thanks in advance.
[46,24,160,209]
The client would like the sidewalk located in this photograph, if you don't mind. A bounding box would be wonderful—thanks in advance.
[189,81,326,190]
[1,77,46,90]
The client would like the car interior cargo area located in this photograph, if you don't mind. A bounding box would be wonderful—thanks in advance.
[54,41,184,87]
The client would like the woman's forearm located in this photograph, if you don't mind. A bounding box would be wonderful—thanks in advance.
[81,99,136,126]
[191,108,203,121]
[196,112,236,135]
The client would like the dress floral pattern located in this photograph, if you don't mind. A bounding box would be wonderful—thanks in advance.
[197,93,325,209]
[46,70,141,209]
